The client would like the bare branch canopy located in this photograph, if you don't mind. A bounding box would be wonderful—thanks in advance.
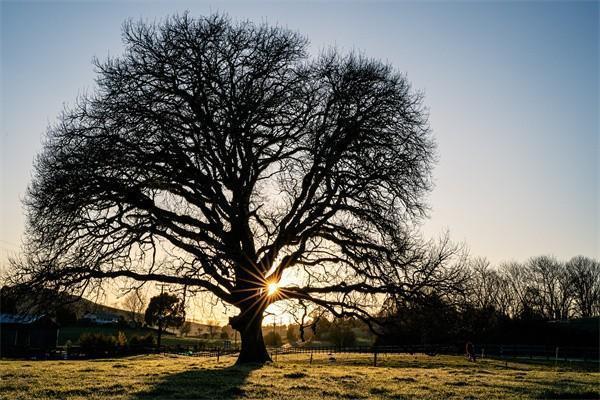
[10,13,464,363]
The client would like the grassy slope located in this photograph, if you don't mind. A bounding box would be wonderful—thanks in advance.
[58,326,152,344]
[57,326,225,347]
[1,353,598,400]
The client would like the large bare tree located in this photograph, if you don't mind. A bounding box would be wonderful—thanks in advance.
[11,14,461,363]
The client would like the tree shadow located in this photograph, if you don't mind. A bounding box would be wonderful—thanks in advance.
[133,363,260,400]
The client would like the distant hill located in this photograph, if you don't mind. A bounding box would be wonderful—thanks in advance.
[2,286,220,335]
[67,296,131,319]
[71,296,221,335]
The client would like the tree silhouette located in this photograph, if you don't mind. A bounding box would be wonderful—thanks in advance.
[566,256,600,318]
[144,293,185,349]
[10,13,464,363]
[122,289,146,326]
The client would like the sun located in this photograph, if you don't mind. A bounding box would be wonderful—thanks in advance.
[266,281,280,296]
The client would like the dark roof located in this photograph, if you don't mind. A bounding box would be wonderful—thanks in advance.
[0,313,57,326]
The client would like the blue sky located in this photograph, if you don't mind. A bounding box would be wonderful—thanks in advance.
[1,1,598,276]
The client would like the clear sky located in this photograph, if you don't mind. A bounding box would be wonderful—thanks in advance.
[1,1,598,320]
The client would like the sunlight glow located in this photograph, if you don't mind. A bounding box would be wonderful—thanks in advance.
[266,282,280,296]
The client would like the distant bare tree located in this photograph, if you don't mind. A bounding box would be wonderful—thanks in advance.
[468,258,499,309]
[493,272,514,317]
[205,319,220,338]
[10,13,464,363]
[527,256,572,320]
[499,261,533,318]
[566,256,600,318]
[122,290,146,326]
[467,258,517,317]
[179,321,192,337]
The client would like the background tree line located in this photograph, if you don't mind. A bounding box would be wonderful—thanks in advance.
[377,255,600,347]
[463,255,599,320]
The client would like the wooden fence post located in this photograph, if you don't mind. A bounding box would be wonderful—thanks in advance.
[373,349,378,367]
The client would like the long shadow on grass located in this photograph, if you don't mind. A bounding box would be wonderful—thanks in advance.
[133,363,258,400]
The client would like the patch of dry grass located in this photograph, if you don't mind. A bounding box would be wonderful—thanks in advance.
[0,353,597,399]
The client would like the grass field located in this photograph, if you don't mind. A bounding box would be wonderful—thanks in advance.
[0,353,598,399]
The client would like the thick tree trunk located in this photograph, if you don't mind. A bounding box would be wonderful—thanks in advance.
[231,311,271,364]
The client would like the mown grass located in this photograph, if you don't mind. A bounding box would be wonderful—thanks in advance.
[0,353,598,399]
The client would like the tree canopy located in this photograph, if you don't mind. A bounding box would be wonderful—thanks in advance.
[10,13,464,363]
[144,293,185,348]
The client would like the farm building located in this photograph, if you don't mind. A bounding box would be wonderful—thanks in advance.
[81,312,120,325]
[0,313,59,356]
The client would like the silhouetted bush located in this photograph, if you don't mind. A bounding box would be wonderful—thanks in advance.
[129,333,155,348]
[264,331,282,347]
[79,332,117,355]
[329,323,357,347]
[286,325,298,343]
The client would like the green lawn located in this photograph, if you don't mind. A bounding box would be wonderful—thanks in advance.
[57,326,223,347]
[0,353,598,399]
